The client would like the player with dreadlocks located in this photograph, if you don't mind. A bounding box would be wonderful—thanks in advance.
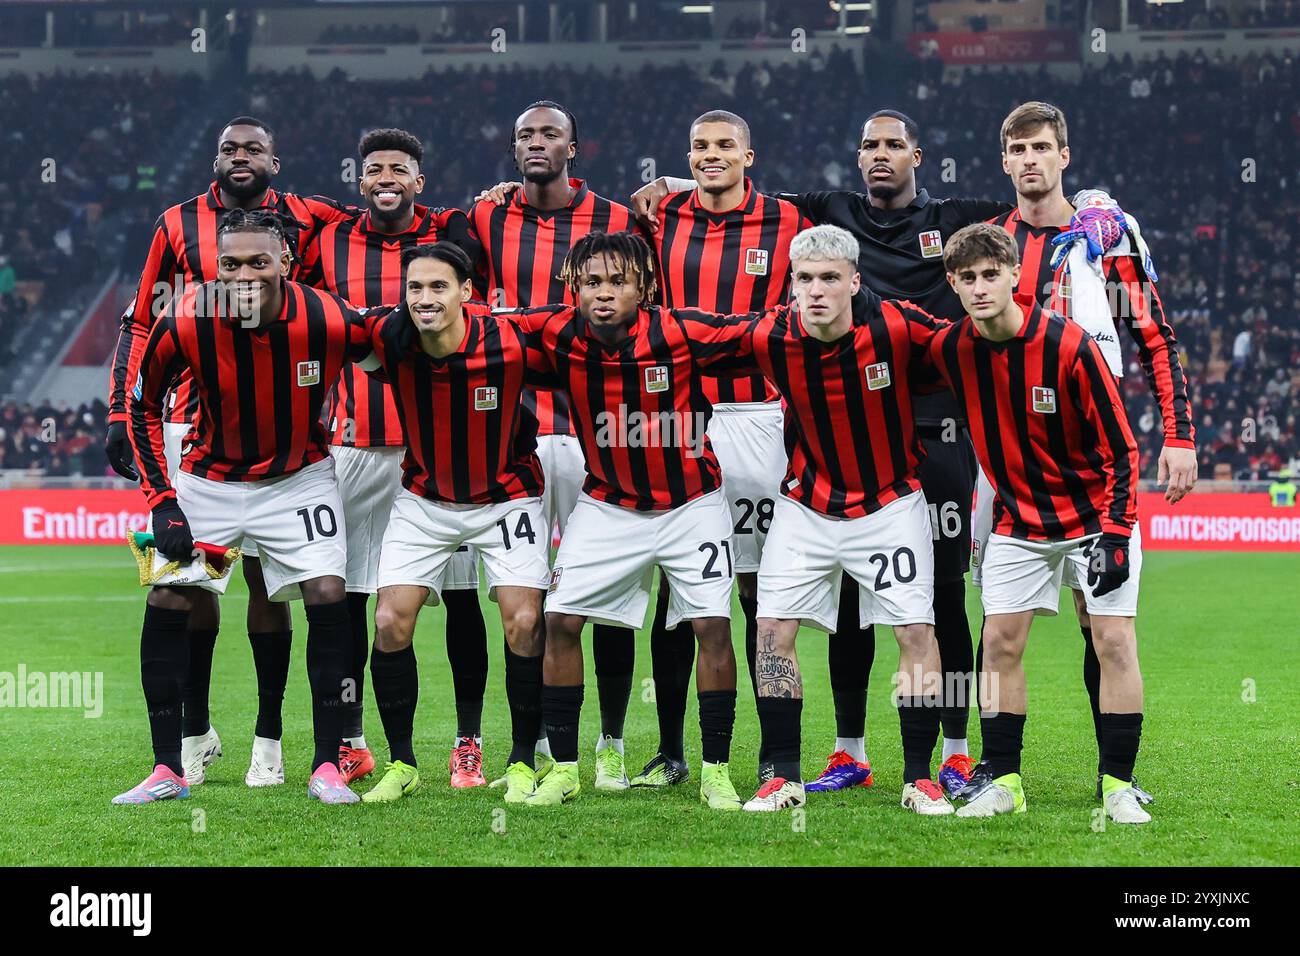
[115,207,375,806]
[501,230,748,809]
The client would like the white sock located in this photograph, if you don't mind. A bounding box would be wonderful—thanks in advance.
[942,738,969,762]
[535,737,553,758]
[595,734,624,755]
[454,734,482,747]
[344,735,367,751]
[835,737,867,763]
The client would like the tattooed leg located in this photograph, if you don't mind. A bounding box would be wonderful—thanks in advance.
[754,619,802,699]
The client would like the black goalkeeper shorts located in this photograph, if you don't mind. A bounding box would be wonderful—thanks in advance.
[916,425,977,584]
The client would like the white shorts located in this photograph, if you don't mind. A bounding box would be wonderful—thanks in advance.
[710,402,785,574]
[757,490,936,633]
[158,456,346,601]
[377,490,550,607]
[331,444,404,594]
[970,464,995,587]
[547,489,734,630]
[159,421,260,559]
[980,526,1143,618]
[537,433,585,539]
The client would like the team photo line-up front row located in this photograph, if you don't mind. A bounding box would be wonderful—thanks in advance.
[105,99,1196,823]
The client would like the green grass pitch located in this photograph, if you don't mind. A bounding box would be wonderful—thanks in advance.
[1,544,1296,866]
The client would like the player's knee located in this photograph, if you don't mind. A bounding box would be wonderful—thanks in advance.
[503,602,543,655]
[147,585,195,614]
[894,622,935,656]
[1090,623,1138,670]
[755,619,797,657]
[301,575,346,606]
[980,626,1024,669]
[372,604,414,653]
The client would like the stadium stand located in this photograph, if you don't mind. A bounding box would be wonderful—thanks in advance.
[1,16,1296,483]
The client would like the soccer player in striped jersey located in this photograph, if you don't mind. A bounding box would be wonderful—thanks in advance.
[469,102,639,786]
[298,127,487,789]
[105,117,355,790]
[115,210,373,806]
[635,109,808,790]
[921,224,1152,824]
[664,225,954,815]
[509,231,744,810]
[961,102,1195,804]
[351,244,551,806]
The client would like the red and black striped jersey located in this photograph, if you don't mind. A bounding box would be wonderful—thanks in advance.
[298,205,481,448]
[468,178,633,437]
[359,301,545,504]
[992,207,1195,450]
[649,180,807,404]
[111,183,355,427]
[920,293,1140,541]
[509,304,744,511]
[129,279,371,508]
[674,292,946,519]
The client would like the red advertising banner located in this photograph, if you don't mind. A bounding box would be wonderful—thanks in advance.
[908,30,1079,64]
[0,489,149,544]
[0,489,1295,551]
[1138,492,1299,552]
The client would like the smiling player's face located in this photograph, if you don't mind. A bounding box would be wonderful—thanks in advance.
[217,230,289,321]
[688,121,753,196]
[405,257,471,336]
[361,149,424,224]
[577,253,642,334]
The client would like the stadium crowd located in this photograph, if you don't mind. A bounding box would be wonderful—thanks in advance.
[2,43,1296,482]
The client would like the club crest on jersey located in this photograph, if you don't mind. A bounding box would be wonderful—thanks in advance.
[865,361,892,391]
[474,386,499,411]
[1032,386,1057,414]
[644,366,670,393]
[919,229,944,259]
[548,567,562,594]
[744,248,769,276]
[297,361,321,387]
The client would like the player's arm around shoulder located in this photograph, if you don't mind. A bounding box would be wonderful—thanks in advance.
[671,305,765,375]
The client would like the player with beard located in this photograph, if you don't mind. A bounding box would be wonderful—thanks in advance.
[633,109,1130,796]
[116,210,373,806]
[956,102,1195,805]
[470,102,638,790]
[106,117,355,790]
[298,128,486,790]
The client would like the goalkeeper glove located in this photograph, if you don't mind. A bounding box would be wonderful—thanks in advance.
[1050,203,1131,269]
[151,500,195,561]
[1086,532,1131,598]
[105,421,140,482]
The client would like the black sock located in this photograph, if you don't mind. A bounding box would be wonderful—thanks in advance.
[974,617,986,709]
[343,592,371,739]
[593,624,634,740]
[304,599,351,771]
[649,580,690,760]
[370,645,418,767]
[1099,712,1143,783]
[738,593,759,697]
[1081,626,1104,770]
[504,644,542,767]
[898,695,941,784]
[248,630,292,740]
[829,576,872,740]
[756,697,802,782]
[934,578,973,741]
[980,711,1026,778]
[698,689,736,764]
[542,684,584,763]
[181,628,218,737]
[141,604,190,777]
[442,588,487,739]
